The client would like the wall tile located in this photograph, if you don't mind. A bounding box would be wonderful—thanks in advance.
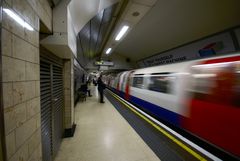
[27,44,39,63]
[35,64,40,80]
[64,97,71,108]
[13,82,26,105]
[15,116,37,149]
[64,74,70,81]
[4,107,16,135]
[29,45,39,64]
[4,0,12,7]
[64,106,70,114]
[23,2,38,31]
[13,81,36,105]
[35,113,41,129]
[5,131,16,159]
[26,97,40,119]
[26,0,37,14]
[36,143,42,161]
[28,81,35,99]
[2,28,12,56]
[13,35,39,63]
[28,128,41,156]
[2,1,49,161]
[25,62,35,81]
[64,95,71,102]
[12,35,28,61]
[64,112,71,118]
[3,56,26,82]
[64,78,70,88]
[12,0,27,17]
[2,2,24,38]
[9,142,28,161]
[37,2,52,31]
[12,0,38,31]
[15,102,27,127]
[24,29,39,47]
[25,81,36,100]
[63,59,74,129]
[64,89,70,95]
[2,82,13,108]
[39,0,51,18]
[12,58,25,81]
[26,62,39,81]
[33,46,40,64]
[35,81,40,97]
[28,142,42,161]
[2,56,13,82]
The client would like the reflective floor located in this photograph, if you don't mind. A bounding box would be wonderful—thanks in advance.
[54,86,160,161]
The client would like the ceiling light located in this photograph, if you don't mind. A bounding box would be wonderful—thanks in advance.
[106,48,112,54]
[3,8,34,31]
[115,25,129,41]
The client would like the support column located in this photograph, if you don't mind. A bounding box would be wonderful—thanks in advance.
[63,57,76,137]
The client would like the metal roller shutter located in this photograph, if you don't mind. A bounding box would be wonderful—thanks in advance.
[52,64,64,157]
[40,52,64,161]
[40,60,52,161]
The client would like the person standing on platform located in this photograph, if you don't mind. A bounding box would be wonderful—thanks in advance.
[97,75,106,103]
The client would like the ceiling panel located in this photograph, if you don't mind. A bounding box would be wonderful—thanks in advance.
[76,3,119,67]
[115,0,240,61]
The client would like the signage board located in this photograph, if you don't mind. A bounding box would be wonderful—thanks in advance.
[138,32,235,67]
[95,60,114,66]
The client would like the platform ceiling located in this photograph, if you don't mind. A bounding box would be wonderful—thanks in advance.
[114,0,240,61]
[68,0,240,62]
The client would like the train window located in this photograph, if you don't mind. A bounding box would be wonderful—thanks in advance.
[148,75,173,94]
[132,77,144,88]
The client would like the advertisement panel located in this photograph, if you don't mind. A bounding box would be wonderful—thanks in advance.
[138,32,235,67]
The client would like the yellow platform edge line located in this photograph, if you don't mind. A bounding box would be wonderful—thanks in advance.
[109,90,207,161]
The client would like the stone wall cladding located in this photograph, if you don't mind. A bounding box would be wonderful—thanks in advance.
[63,60,72,129]
[1,0,52,160]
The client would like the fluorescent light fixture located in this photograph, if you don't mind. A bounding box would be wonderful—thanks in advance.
[115,25,129,41]
[3,8,34,31]
[106,48,112,54]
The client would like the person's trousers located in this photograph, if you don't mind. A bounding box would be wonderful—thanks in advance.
[87,90,91,96]
[98,90,104,102]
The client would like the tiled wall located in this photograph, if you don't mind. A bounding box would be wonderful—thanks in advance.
[63,58,74,129]
[1,0,52,160]
[27,0,52,32]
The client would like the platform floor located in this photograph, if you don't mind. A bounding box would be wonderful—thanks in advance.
[54,86,160,161]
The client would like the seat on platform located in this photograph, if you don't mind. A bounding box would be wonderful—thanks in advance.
[78,91,86,102]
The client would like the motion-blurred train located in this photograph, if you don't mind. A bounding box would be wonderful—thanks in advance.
[104,54,240,158]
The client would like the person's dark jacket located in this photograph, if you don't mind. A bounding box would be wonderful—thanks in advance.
[97,77,105,91]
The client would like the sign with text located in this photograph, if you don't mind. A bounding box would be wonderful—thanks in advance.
[138,32,235,67]
[95,60,114,66]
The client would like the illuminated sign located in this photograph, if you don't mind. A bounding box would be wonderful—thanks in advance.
[95,60,114,66]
